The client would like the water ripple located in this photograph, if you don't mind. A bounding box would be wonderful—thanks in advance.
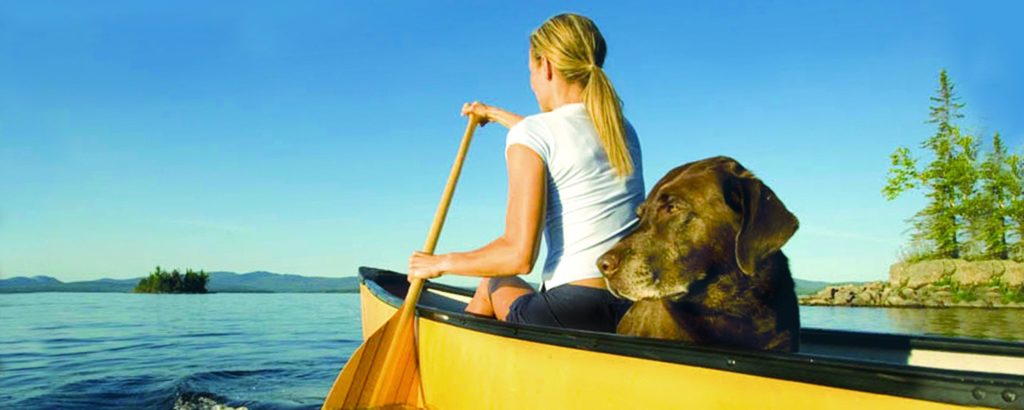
[0,293,362,409]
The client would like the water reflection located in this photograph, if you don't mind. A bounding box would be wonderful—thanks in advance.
[885,308,1024,341]
[800,306,1024,342]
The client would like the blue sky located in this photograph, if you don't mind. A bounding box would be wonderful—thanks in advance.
[2,1,1021,285]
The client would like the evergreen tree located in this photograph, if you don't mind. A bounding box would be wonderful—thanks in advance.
[1009,152,1024,261]
[170,269,182,292]
[970,133,1015,259]
[884,69,974,259]
[134,266,209,293]
[182,269,210,293]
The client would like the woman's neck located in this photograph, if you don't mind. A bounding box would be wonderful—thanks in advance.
[545,80,586,111]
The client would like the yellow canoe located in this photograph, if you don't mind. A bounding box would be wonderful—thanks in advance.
[352,267,1024,409]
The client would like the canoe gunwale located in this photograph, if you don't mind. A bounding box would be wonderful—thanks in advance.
[358,266,1024,408]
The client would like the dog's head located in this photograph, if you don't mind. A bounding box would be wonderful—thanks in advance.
[598,156,798,301]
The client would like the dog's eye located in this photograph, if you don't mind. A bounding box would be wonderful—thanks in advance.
[656,194,678,214]
[659,201,682,216]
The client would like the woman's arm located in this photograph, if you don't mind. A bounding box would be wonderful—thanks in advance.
[409,144,545,279]
[462,101,524,129]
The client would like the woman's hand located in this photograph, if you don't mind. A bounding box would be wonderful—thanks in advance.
[461,101,493,126]
[461,101,524,129]
[408,251,448,281]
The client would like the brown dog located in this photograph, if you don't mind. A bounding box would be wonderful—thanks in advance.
[597,156,800,352]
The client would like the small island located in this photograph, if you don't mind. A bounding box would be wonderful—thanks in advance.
[803,70,1023,308]
[134,266,209,294]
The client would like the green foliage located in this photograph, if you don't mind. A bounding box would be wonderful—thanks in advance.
[950,283,978,303]
[989,275,1024,303]
[884,69,1023,262]
[931,274,977,302]
[1002,286,1024,304]
[134,266,209,294]
[1008,153,1024,262]
[932,273,953,287]
[967,133,1016,259]
[896,240,935,264]
[927,70,965,132]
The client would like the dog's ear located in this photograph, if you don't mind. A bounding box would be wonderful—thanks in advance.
[730,176,798,275]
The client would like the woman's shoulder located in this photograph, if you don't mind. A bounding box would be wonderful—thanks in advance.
[506,113,557,161]
[508,112,556,142]
[513,104,593,138]
[513,110,557,131]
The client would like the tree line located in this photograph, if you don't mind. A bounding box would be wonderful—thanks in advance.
[134,266,210,293]
[885,70,1023,262]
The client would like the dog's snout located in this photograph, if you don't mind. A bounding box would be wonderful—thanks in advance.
[598,252,621,277]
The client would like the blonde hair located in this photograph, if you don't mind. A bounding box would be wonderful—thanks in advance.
[530,13,633,178]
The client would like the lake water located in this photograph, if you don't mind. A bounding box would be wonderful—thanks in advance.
[2,293,1021,409]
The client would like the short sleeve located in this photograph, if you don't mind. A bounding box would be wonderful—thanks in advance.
[505,117,551,164]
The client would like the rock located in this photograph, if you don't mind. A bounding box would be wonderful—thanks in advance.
[1003,262,1024,286]
[890,259,1024,289]
[967,300,990,308]
[801,265,1024,308]
[980,289,1005,303]
[852,293,874,306]
[833,286,859,305]
[850,285,885,305]
[886,295,919,307]
[903,259,952,288]
[889,262,908,287]
[952,260,1002,286]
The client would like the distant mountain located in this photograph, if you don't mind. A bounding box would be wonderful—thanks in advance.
[793,278,866,296]
[0,271,360,294]
[1,275,62,287]
[2,271,845,295]
[206,271,360,293]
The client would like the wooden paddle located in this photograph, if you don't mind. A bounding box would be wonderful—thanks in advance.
[322,115,480,410]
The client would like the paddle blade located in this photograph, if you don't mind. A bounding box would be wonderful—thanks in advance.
[321,314,423,410]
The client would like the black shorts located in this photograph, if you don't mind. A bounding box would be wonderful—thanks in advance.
[506,284,631,333]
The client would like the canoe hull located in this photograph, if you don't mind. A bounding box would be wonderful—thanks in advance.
[359,288,986,408]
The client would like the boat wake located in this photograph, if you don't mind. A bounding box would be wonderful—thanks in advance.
[7,367,324,409]
[0,293,361,410]
[173,392,247,410]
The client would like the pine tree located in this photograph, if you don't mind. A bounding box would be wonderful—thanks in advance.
[1009,152,1024,261]
[970,133,1015,259]
[134,266,209,293]
[884,69,973,259]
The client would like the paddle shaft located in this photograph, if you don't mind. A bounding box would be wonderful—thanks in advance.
[367,114,479,404]
[409,114,478,302]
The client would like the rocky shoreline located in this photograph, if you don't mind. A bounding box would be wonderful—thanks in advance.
[800,259,1024,308]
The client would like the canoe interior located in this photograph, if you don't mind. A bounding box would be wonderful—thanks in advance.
[358,267,1024,408]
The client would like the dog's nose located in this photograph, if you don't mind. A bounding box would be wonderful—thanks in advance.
[598,252,620,277]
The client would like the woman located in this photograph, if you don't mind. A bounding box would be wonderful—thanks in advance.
[408,13,644,333]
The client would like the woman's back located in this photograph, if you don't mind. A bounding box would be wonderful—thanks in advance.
[410,13,639,331]
[506,102,645,289]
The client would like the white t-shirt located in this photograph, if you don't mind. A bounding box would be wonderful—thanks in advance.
[505,102,645,290]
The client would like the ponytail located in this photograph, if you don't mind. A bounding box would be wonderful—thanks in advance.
[584,66,633,178]
[530,13,634,178]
